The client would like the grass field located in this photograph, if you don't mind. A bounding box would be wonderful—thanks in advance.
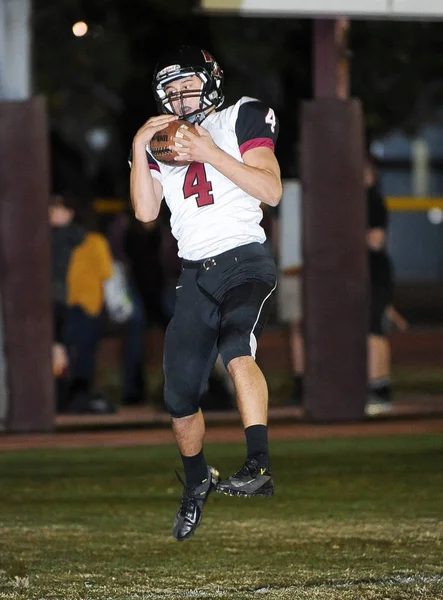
[0,435,442,599]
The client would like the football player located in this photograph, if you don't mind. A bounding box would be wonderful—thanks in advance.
[130,45,282,541]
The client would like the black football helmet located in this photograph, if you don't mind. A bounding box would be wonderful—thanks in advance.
[152,46,224,124]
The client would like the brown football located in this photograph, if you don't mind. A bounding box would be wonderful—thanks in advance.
[149,120,197,167]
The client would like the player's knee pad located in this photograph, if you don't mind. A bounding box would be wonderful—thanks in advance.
[219,329,253,369]
[163,393,199,419]
[163,370,201,418]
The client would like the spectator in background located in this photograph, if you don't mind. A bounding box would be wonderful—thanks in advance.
[125,213,169,330]
[385,304,409,333]
[269,181,304,406]
[269,167,405,415]
[49,195,85,345]
[365,156,396,416]
[107,210,148,406]
[63,211,115,414]
[49,194,85,412]
[52,339,70,411]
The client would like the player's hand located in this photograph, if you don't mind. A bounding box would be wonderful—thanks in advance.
[171,123,218,164]
[52,343,69,377]
[133,114,178,147]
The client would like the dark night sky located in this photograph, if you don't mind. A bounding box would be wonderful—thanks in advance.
[32,1,443,198]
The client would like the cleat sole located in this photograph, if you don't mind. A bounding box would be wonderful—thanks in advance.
[215,481,274,498]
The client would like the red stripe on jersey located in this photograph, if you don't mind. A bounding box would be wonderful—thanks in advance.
[201,49,212,63]
[239,138,275,156]
[149,163,160,173]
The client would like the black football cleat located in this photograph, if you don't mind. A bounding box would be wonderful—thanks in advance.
[216,457,274,498]
[172,465,220,541]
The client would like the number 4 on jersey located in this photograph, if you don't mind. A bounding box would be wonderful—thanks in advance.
[265,108,276,133]
[183,163,214,208]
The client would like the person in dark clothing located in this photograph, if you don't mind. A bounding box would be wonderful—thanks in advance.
[63,211,115,414]
[107,211,148,406]
[49,194,85,412]
[367,185,393,335]
[125,216,169,330]
[49,195,85,342]
[365,158,394,415]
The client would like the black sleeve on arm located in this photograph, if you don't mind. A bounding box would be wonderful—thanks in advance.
[367,186,388,229]
[235,101,279,156]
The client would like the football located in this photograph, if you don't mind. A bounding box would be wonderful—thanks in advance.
[149,120,197,167]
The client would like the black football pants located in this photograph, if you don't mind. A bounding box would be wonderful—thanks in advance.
[163,242,277,418]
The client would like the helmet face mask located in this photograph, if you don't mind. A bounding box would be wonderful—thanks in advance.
[153,46,224,124]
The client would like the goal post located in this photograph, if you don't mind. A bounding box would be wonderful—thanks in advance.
[201,0,443,19]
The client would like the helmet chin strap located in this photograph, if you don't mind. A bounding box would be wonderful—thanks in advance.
[185,110,207,125]
[175,91,208,124]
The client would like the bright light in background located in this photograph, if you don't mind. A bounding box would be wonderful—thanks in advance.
[370,141,385,159]
[427,207,443,225]
[72,21,88,37]
[86,128,110,151]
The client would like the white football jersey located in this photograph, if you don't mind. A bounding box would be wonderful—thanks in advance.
[146,97,279,260]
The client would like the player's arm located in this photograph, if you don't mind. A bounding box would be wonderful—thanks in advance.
[130,115,177,222]
[181,128,282,206]
[206,143,281,207]
[367,190,387,250]
[173,101,282,206]
[231,101,282,206]
[367,227,385,250]
[130,143,163,222]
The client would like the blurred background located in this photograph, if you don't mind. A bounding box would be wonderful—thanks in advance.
[4,0,443,420]
[34,1,443,314]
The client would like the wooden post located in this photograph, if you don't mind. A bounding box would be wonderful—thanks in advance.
[300,19,368,422]
[314,18,350,100]
[0,97,54,432]
[0,0,54,431]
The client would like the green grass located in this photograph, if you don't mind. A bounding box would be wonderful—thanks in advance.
[0,435,442,599]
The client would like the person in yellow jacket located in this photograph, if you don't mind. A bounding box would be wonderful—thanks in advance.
[63,223,114,414]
